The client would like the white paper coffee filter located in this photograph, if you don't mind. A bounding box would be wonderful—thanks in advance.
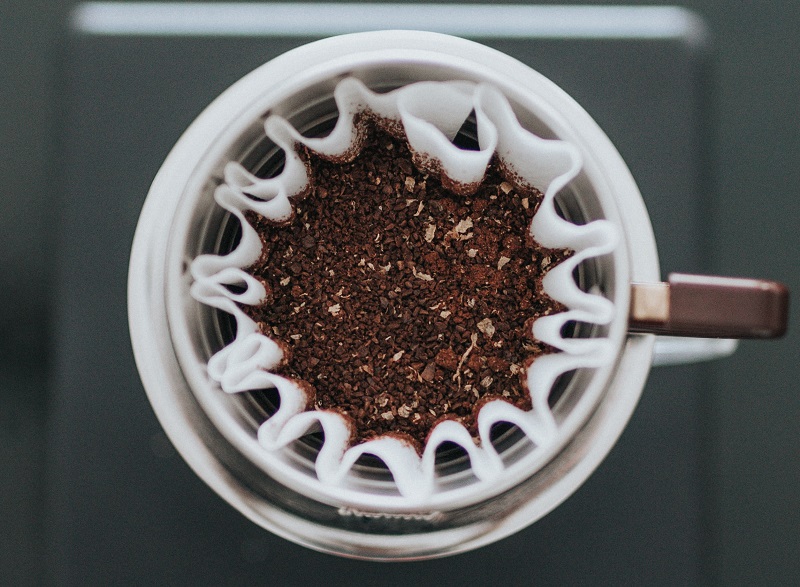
[190,78,618,505]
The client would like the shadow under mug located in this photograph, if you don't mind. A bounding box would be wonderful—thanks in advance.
[128,31,788,560]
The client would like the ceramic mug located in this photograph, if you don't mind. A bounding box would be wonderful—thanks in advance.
[128,31,788,560]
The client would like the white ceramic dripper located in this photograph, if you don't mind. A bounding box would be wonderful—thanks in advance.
[129,31,787,560]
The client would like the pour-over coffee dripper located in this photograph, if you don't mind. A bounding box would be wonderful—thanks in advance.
[128,31,787,559]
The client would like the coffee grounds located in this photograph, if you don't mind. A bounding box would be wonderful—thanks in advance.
[242,121,571,452]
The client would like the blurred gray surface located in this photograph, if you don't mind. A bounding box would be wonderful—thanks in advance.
[0,1,798,586]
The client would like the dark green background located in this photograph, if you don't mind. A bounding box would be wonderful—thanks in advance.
[1,1,797,585]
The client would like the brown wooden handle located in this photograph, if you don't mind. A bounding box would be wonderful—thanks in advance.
[629,273,789,339]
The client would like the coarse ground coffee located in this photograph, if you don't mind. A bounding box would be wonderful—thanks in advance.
[242,121,571,451]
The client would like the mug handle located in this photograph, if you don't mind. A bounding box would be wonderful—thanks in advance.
[629,273,789,366]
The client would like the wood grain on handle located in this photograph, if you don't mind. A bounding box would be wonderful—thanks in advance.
[629,273,789,339]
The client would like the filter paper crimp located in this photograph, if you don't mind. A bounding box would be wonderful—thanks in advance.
[190,78,618,504]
